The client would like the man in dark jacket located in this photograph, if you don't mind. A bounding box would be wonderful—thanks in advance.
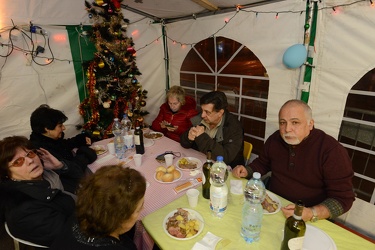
[180,91,244,167]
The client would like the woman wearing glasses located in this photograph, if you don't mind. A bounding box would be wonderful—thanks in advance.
[0,136,76,247]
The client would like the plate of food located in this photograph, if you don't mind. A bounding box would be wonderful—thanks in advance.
[154,166,182,183]
[91,145,107,156]
[163,208,204,240]
[144,132,164,140]
[176,157,202,170]
[262,191,281,214]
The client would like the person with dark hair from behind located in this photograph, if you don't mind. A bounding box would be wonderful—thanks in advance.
[152,85,198,142]
[180,91,244,167]
[0,136,76,247]
[30,104,97,193]
[50,165,146,250]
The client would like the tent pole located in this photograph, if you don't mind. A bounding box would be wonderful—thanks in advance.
[161,22,170,90]
[298,0,318,103]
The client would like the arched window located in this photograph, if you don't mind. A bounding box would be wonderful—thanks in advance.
[339,68,375,204]
[180,36,269,155]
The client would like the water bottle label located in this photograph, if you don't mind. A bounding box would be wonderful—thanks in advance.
[288,236,305,250]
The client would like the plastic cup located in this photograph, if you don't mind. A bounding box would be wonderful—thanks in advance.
[124,134,134,150]
[186,189,200,207]
[133,154,142,167]
[107,143,115,155]
[164,154,174,167]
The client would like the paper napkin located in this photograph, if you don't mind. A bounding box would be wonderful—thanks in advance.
[191,232,223,250]
[230,179,243,195]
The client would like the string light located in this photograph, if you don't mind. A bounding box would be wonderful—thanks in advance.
[130,0,372,52]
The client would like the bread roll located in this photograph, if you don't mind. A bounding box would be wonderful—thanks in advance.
[162,173,174,182]
[155,171,165,181]
[172,169,181,180]
[156,166,167,173]
[167,165,175,173]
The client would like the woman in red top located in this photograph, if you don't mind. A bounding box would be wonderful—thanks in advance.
[152,86,198,142]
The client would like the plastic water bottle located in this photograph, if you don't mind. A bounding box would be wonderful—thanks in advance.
[112,118,125,159]
[209,156,228,218]
[120,113,131,135]
[241,172,266,243]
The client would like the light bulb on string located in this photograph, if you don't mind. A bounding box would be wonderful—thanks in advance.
[275,13,279,19]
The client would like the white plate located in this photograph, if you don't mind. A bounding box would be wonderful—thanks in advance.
[154,169,182,184]
[303,224,337,250]
[176,157,203,171]
[163,208,204,240]
[144,132,164,140]
[144,138,154,147]
[91,145,108,156]
[263,191,281,215]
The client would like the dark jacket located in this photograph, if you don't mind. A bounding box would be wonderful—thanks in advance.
[0,172,75,246]
[50,218,137,250]
[30,132,97,193]
[180,111,244,167]
[152,96,198,142]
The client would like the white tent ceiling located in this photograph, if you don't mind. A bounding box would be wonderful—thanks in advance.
[120,0,285,22]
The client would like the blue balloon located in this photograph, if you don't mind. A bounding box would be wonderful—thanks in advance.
[282,44,307,69]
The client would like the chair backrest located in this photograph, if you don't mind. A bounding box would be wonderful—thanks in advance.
[4,222,48,249]
[243,141,253,165]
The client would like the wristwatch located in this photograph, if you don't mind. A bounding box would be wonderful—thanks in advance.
[310,207,318,222]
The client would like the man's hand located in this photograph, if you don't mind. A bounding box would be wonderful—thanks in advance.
[232,165,248,178]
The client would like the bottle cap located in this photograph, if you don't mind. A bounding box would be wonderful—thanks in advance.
[253,172,261,179]
[216,156,223,162]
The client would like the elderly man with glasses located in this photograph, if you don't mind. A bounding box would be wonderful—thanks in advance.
[180,91,244,168]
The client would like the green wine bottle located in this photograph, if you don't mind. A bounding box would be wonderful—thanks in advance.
[280,200,306,250]
[202,150,212,199]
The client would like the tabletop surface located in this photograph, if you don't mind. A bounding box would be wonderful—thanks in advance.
[142,174,375,250]
[88,134,206,219]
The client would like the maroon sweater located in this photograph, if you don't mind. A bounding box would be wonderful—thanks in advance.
[246,128,355,213]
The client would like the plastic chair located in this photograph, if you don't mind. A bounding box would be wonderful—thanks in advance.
[4,222,48,250]
[243,141,253,165]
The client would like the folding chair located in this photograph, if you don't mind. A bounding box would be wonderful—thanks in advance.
[243,141,253,165]
[4,222,48,250]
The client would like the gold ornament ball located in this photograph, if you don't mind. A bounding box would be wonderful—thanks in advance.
[98,61,105,68]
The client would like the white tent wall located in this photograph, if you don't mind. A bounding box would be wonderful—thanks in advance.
[167,0,307,139]
[167,0,375,140]
[0,1,166,139]
[0,26,81,139]
[311,1,375,138]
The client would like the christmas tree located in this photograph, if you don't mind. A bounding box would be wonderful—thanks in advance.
[79,0,148,139]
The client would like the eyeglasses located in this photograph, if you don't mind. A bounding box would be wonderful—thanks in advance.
[9,150,37,167]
